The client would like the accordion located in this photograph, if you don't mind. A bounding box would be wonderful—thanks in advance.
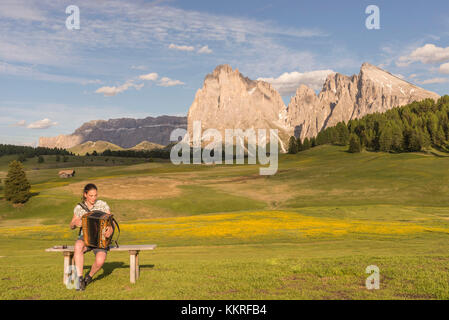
[79,205,120,248]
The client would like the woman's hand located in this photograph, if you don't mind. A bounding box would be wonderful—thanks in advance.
[104,226,113,238]
[70,216,82,229]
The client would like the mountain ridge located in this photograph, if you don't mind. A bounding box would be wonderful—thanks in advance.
[39,63,440,152]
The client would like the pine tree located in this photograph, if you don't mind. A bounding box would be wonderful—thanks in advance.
[303,138,311,150]
[436,127,446,145]
[407,128,423,152]
[421,128,431,149]
[38,155,44,163]
[335,122,350,146]
[316,131,326,145]
[288,136,298,154]
[348,134,362,153]
[4,160,31,204]
[296,137,303,151]
[391,124,404,152]
[379,126,393,152]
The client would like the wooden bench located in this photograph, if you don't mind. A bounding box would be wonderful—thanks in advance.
[45,245,156,284]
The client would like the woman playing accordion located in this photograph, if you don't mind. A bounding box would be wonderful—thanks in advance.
[70,183,113,291]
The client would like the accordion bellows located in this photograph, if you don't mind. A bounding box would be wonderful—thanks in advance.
[81,210,115,248]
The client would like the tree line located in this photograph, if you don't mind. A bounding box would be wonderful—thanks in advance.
[288,95,449,154]
[0,144,72,158]
[98,148,171,159]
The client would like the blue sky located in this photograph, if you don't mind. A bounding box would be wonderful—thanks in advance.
[1,0,448,146]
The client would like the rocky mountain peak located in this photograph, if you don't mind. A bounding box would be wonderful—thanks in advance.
[187,65,291,152]
[287,63,440,142]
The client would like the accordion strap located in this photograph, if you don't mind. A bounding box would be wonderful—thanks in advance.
[111,217,120,248]
[77,202,91,236]
[78,202,91,213]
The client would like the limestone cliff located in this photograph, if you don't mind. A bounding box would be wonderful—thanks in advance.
[287,63,440,141]
[187,65,291,152]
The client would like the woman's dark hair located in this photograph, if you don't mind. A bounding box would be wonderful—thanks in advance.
[82,183,97,201]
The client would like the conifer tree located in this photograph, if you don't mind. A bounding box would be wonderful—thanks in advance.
[303,137,311,150]
[288,136,298,154]
[391,124,404,152]
[4,160,31,204]
[379,126,393,152]
[407,128,423,152]
[348,134,362,153]
[296,137,303,151]
[335,122,350,146]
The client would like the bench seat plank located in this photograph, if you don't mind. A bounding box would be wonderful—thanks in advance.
[45,244,156,252]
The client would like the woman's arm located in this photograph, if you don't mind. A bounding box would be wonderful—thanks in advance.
[70,213,82,230]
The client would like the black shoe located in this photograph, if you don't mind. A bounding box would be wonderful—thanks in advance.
[76,276,85,291]
[84,274,93,287]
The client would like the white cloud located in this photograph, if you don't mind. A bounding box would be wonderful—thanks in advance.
[0,1,328,83]
[418,77,449,85]
[158,77,185,87]
[439,62,449,74]
[169,43,195,52]
[198,45,213,54]
[0,0,47,22]
[169,43,212,54]
[95,80,144,97]
[27,118,58,129]
[397,44,449,67]
[258,69,335,96]
[139,72,159,81]
[131,65,147,70]
[0,61,102,85]
[12,120,27,127]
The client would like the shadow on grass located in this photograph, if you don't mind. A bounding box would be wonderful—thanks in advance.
[30,191,40,198]
[86,262,155,283]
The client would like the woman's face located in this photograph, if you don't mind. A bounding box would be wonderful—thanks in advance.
[84,189,97,205]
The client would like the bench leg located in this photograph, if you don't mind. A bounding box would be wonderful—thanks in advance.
[136,252,140,280]
[63,252,74,285]
[129,250,137,284]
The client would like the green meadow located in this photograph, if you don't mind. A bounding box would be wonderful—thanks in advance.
[2,145,449,299]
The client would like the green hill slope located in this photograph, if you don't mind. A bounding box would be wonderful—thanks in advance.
[68,141,123,155]
[129,141,165,151]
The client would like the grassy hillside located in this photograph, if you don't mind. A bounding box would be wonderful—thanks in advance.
[68,141,124,155]
[2,145,449,299]
[130,141,165,151]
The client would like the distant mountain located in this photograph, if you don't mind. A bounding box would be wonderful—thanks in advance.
[186,64,440,150]
[187,65,291,152]
[68,141,123,155]
[287,63,441,141]
[39,115,187,149]
[40,64,440,153]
